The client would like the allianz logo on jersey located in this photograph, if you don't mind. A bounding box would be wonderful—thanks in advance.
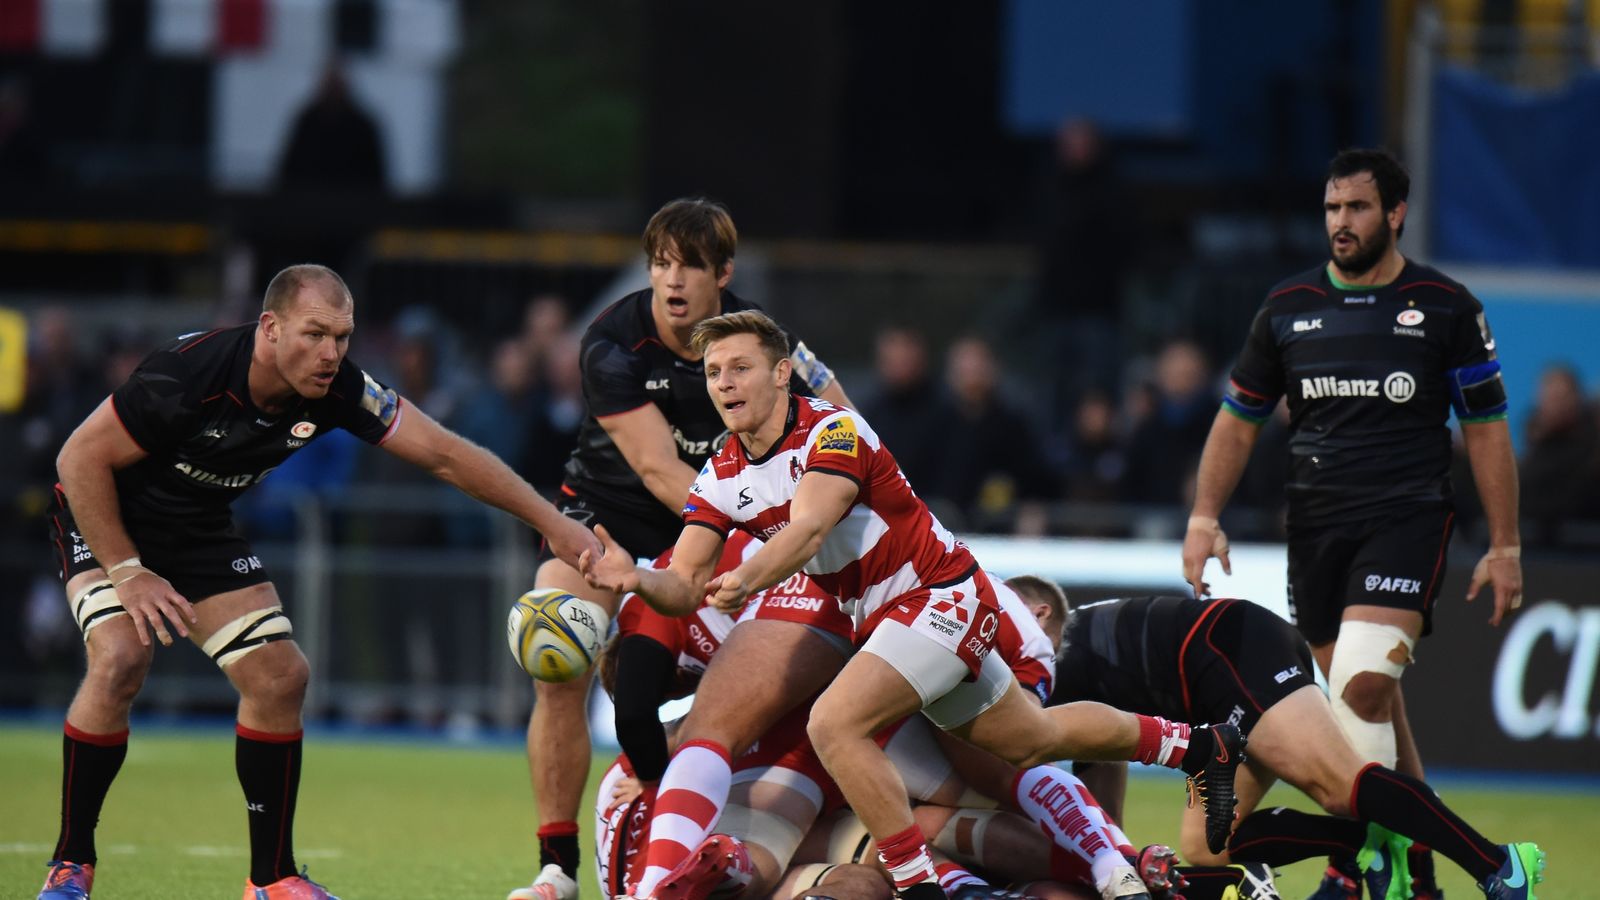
[1299,371,1416,403]
[173,461,276,488]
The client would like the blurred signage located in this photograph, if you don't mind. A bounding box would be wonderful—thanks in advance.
[0,307,24,413]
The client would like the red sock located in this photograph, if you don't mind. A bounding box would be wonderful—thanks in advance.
[1133,715,1191,768]
[935,859,985,892]
[634,739,732,897]
[877,823,937,890]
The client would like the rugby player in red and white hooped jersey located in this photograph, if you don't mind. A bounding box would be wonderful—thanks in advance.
[581,311,1247,900]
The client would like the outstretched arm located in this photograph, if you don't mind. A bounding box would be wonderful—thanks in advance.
[706,471,858,612]
[1461,417,1523,625]
[582,523,724,617]
[379,403,600,568]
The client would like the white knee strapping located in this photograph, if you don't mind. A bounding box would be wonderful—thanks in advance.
[201,606,293,668]
[787,863,838,892]
[932,808,1002,868]
[718,802,807,871]
[1327,620,1414,768]
[70,579,128,637]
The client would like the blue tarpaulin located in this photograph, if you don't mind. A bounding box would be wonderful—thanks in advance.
[1432,64,1600,268]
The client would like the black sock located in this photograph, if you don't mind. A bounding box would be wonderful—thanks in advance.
[1330,850,1362,881]
[1352,764,1504,881]
[1228,806,1367,866]
[53,725,130,866]
[1174,865,1247,900]
[1410,843,1439,892]
[236,725,302,886]
[537,822,580,878]
[1178,724,1216,777]
[897,883,946,899]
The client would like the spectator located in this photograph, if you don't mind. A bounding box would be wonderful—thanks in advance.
[858,326,947,492]
[1030,118,1135,421]
[1060,389,1126,505]
[278,61,388,191]
[1519,364,1600,541]
[932,336,1059,532]
[523,334,584,494]
[1121,339,1215,506]
[452,338,543,481]
[520,294,572,375]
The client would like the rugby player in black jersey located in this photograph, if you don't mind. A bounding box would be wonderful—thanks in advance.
[1052,595,1544,900]
[512,199,853,900]
[1180,148,1525,898]
[37,265,600,900]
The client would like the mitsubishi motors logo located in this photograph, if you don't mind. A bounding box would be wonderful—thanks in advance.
[928,595,969,624]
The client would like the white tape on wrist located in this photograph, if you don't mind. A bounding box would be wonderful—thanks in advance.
[105,556,143,575]
[1187,515,1219,531]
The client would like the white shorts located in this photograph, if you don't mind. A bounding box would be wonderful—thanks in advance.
[862,617,1013,729]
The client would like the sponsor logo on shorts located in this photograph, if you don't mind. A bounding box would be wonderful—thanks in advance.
[926,596,969,636]
[1274,665,1302,684]
[1227,705,1246,727]
[1364,574,1422,593]
[231,556,263,574]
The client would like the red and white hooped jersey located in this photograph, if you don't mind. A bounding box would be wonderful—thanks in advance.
[993,578,1057,702]
[682,396,984,634]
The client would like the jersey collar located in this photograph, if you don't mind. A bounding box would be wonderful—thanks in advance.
[740,394,799,467]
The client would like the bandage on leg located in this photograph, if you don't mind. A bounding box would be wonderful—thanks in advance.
[201,606,293,668]
[1327,620,1414,768]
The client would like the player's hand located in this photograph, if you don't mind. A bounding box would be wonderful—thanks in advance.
[1467,546,1523,627]
[580,525,638,594]
[705,571,752,613]
[604,776,653,817]
[1181,516,1231,598]
[545,511,604,572]
[110,568,195,647]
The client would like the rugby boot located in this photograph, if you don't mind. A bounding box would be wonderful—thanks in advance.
[1230,862,1282,899]
[243,866,340,899]
[1409,847,1443,900]
[1306,855,1363,900]
[1357,824,1412,900]
[1133,845,1188,899]
[1478,843,1545,900]
[37,861,93,899]
[508,863,580,900]
[652,833,753,900]
[1100,864,1153,899]
[1183,723,1247,855]
[951,887,1037,899]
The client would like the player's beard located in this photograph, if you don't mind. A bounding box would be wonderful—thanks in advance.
[1329,223,1392,279]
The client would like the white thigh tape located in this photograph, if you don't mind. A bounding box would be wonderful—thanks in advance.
[823,812,874,865]
[718,802,807,871]
[201,606,293,668]
[932,808,1002,867]
[71,579,127,638]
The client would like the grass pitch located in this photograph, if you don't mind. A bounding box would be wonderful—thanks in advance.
[1,723,1586,898]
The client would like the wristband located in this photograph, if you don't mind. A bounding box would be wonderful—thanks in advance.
[1484,546,1521,560]
[110,566,152,587]
[1187,516,1219,531]
[106,557,143,576]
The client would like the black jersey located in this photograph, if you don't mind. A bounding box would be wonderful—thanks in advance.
[108,323,400,526]
[1052,596,1199,720]
[562,289,812,517]
[1222,260,1506,528]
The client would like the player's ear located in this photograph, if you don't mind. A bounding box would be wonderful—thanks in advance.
[260,311,278,342]
[774,355,791,387]
[716,259,734,289]
[1388,199,1407,234]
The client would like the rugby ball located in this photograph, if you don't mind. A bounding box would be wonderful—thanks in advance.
[506,589,608,683]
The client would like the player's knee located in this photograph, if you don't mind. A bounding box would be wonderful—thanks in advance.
[85,634,153,701]
[1180,832,1225,867]
[1339,671,1396,722]
[248,647,309,710]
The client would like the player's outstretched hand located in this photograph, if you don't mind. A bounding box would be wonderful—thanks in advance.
[545,510,604,572]
[1182,516,1232,598]
[111,568,195,647]
[1467,546,1523,627]
[580,525,638,594]
[704,571,752,613]
[604,775,653,817]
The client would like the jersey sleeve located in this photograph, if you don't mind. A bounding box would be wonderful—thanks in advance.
[110,347,198,453]
[327,358,403,445]
[1445,291,1508,423]
[681,461,734,536]
[581,336,653,418]
[1223,304,1284,424]
[615,595,686,656]
[803,411,871,484]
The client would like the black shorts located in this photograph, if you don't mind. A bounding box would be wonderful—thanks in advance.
[49,488,271,602]
[537,485,683,564]
[1182,599,1317,735]
[1286,504,1454,646]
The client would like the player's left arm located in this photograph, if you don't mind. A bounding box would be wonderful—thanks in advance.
[707,471,858,612]
[379,403,601,568]
[1460,417,1523,626]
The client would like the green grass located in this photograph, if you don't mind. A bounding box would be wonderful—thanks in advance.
[1,724,1584,898]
